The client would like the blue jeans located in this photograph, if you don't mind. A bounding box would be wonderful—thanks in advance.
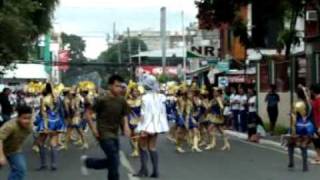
[86,138,120,180]
[7,153,27,180]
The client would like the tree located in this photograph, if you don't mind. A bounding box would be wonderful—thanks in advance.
[196,0,251,45]
[0,0,59,66]
[60,33,89,85]
[195,0,309,56]
[98,37,148,63]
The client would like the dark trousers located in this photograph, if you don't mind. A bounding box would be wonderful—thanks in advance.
[239,110,248,133]
[248,112,257,138]
[267,106,278,133]
[232,110,239,131]
[86,138,120,180]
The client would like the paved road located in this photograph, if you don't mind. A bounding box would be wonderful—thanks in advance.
[1,134,320,180]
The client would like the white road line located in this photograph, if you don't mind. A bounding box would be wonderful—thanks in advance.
[120,150,140,180]
[225,130,316,160]
[237,139,302,160]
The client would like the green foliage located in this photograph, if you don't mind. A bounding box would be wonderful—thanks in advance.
[0,0,59,66]
[61,33,86,60]
[60,33,89,85]
[157,74,177,84]
[277,29,301,50]
[98,37,148,63]
[264,122,289,135]
[196,0,311,55]
[196,0,251,45]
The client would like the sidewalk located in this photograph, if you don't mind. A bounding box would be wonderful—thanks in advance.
[225,130,318,159]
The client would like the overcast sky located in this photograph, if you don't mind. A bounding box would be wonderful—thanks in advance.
[54,0,198,58]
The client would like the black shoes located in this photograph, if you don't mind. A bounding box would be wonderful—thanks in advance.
[150,172,159,178]
[133,170,149,178]
[133,171,159,178]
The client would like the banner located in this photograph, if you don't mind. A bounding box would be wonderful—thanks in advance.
[137,66,179,76]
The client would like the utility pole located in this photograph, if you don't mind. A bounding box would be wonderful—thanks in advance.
[138,33,142,66]
[127,27,133,79]
[160,7,167,75]
[113,22,122,64]
[182,11,187,82]
[127,27,132,64]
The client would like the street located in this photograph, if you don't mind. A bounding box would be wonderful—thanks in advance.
[1,135,320,180]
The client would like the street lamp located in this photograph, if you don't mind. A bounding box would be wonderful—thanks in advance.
[138,33,142,67]
[305,42,314,86]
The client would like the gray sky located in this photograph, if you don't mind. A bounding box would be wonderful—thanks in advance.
[54,0,198,58]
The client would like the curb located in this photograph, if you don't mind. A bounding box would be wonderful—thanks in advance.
[225,130,317,159]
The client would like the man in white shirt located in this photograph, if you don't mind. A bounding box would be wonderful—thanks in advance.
[238,87,248,132]
[230,87,240,131]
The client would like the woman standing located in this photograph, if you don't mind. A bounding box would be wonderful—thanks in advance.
[265,84,280,135]
[134,75,169,178]
[287,85,315,172]
[205,88,230,151]
[35,83,65,171]
[238,87,248,133]
[247,88,258,142]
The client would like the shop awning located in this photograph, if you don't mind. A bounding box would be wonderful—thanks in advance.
[1,63,49,80]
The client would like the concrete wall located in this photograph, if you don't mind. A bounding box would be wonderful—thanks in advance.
[258,92,291,127]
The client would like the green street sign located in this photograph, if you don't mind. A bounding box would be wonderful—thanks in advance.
[44,33,52,74]
[207,59,219,65]
[216,62,230,72]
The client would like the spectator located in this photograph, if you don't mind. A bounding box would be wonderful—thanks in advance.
[310,84,320,165]
[265,84,280,135]
[223,87,232,129]
[238,87,248,132]
[247,87,258,142]
[230,87,240,131]
[0,88,13,127]
[16,90,26,108]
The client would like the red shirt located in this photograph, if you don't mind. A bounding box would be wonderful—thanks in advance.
[312,97,320,128]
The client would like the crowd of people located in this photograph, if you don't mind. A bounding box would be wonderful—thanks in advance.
[0,74,320,180]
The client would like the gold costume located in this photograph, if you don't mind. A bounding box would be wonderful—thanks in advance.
[207,97,224,124]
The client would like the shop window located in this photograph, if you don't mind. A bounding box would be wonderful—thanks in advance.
[275,61,289,92]
[260,61,269,92]
[295,57,307,87]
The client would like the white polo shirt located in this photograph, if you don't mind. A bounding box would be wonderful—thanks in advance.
[239,95,248,111]
[248,96,256,112]
[230,94,240,110]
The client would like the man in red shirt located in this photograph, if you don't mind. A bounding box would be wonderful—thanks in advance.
[311,84,320,164]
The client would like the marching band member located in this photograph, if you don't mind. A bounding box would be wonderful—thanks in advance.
[64,88,87,150]
[126,82,142,157]
[198,86,210,147]
[205,88,230,151]
[287,85,315,172]
[35,83,65,171]
[175,85,188,153]
[190,88,203,152]
[134,74,169,178]
[165,86,178,143]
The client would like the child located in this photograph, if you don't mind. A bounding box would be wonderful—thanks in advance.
[0,105,33,180]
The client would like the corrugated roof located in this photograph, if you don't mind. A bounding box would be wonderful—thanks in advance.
[1,64,49,79]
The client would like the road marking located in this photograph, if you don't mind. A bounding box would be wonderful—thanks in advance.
[237,138,302,160]
[120,150,140,180]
